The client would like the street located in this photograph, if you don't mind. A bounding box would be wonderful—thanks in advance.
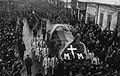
[21,18,51,76]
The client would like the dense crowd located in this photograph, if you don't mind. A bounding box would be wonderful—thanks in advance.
[34,2,120,76]
[64,23,120,76]
[0,10,24,76]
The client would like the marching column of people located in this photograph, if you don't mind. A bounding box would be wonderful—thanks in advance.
[28,26,59,76]
[43,55,50,76]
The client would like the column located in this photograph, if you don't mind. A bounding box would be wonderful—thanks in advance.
[96,4,99,24]
[85,2,87,24]
[78,9,80,19]
[116,7,120,36]
[77,2,79,19]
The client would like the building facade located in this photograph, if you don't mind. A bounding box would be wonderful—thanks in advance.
[86,3,118,31]
[76,0,120,31]
[97,4,118,31]
[51,0,120,32]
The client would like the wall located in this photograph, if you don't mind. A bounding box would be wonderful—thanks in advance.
[86,3,118,31]
[97,5,118,30]
[85,3,98,24]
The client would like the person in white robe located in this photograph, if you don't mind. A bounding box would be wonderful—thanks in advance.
[35,47,40,60]
[42,56,50,76]
[38,51,42,62]
[42,46,49,58]
[35,47,42,62]
[30,36,38,50]
[39,39,45,48]
[92,56,100,65]
[88,52,94,60]
[50,56,58,75]
[37,35,42,47]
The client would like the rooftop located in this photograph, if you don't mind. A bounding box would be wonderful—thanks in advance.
[78,0,120,6]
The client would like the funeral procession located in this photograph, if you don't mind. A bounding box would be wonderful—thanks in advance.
[1,0,120,76]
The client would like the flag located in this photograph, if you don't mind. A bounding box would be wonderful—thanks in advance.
[61,39,87,60]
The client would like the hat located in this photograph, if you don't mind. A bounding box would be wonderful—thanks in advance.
[38,69,41,72]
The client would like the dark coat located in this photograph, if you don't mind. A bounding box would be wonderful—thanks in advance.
[19,43,26,53]
[35,72,43,76]
[55,62,64,76]
[25,57,33,67]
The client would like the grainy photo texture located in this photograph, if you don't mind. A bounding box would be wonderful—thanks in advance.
[0,0,120,76]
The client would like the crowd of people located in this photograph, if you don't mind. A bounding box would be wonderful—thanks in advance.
[63,23,120,76]
[73,23,120,75]
[32,1,120,76]
[0,9,25,75]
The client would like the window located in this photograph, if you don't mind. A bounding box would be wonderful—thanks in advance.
[99,13,104,26]
[87,13,91,23]
[107,14,112,30]
[87,13,95,24]
[79,10,85,21]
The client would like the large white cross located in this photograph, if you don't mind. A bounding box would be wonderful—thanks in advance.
[67,45,77,58]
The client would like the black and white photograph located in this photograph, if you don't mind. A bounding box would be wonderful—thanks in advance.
[0,0,120,76]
